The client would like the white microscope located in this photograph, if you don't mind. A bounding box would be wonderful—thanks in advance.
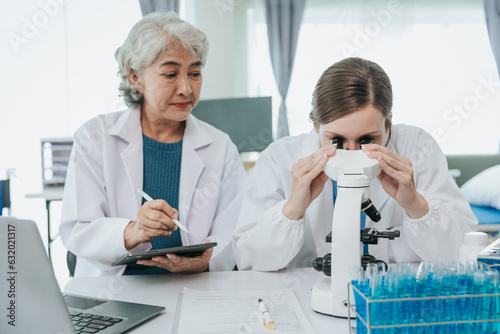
[310,149,400,317]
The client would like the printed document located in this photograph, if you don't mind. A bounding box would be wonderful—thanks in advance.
[174,288,316,333]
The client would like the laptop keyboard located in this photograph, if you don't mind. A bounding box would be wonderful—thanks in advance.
[69,310,123,333]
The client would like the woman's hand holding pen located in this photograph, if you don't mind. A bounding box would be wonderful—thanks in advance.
[124,200,179,250]
[362,143,429,219]
[283,144,337,220]
[137,240,213,274]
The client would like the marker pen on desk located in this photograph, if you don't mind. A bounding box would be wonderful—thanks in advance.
[137,189,190,234]
[258,298,276,330]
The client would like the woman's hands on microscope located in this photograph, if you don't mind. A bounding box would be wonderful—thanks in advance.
[283,143,338,220]
[362,143,429,219]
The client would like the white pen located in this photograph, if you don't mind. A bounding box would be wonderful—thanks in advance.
[137,189,190,234]
[258,298,276,330]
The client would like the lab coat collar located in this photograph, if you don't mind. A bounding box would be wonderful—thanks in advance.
[105,106,216,221]
[178,114,214,227]
[107,106,143,207]
[183,113,215,150]
[106,105,215,149]
[108,105,142,142]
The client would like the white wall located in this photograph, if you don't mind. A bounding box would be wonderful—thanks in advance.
[245,0,500,154]
[64,1,142,131]
[0,1,249,195]
[185,0,250,99]
[3,0,500,202]
[0,0,143,276]
[1,0,142,191]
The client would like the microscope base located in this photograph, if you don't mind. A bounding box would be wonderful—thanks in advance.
[311,278,350,318]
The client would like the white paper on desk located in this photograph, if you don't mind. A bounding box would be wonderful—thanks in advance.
[175,288,315,334]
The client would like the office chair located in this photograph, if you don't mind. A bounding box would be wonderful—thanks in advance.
[67,251,77,277]
[40,137,76,275]
[0,179,11,216]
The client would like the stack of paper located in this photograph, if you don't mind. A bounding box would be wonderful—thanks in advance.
[173,288,316,333]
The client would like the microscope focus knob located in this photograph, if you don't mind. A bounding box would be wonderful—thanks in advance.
[312,254,331,276]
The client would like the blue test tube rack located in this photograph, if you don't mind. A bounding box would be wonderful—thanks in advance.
[347,262,500,334]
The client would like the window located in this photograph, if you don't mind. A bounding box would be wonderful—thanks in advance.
[247,0,500,154]
[1,0,142,189]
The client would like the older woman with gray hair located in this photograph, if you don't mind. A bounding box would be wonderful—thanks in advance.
[60,12,247,277]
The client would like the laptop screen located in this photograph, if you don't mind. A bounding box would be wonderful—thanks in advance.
[0,217,165,334]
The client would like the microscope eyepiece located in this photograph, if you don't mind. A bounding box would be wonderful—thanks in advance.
[361,199,381,222]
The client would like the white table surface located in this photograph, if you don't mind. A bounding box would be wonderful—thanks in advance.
[25,186,64,201]
[62,268,353,333]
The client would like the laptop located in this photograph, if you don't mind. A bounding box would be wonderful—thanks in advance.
[0,217,165,333]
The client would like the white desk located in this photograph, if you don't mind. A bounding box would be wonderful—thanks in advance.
[63,268,352,333]
[26,186,65,202]
[26,186,64,258]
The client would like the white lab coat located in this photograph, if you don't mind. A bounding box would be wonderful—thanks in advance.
[233,124,477,271]
[60,106,247,276]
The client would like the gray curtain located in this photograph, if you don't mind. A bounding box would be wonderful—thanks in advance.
[139,0,179,15]
[265,0,305,139]
[485,0,500,78]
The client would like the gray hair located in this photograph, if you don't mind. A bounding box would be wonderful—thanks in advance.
[115,11,209,107]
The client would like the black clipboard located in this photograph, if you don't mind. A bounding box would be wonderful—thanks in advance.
[111,242,217,266]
